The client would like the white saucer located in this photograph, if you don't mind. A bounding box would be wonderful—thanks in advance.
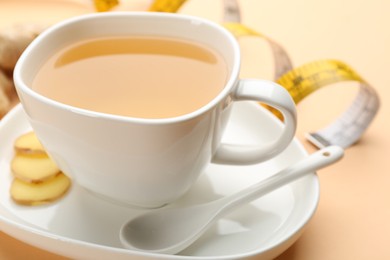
[0,102,319,260]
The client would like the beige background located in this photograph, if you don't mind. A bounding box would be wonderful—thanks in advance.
[0,0,389,259]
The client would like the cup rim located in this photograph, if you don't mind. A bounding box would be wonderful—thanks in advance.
[14,12,241,125]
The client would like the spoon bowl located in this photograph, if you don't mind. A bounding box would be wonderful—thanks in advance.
[120,146,344,255]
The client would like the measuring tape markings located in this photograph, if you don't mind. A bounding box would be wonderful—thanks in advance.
[220,1,380,148]
[222,0,241,23]
[94,0,380,149]
[278,60,380,148]
[307,81,380,148]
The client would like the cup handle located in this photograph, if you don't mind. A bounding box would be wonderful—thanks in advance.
[212,79,297,165]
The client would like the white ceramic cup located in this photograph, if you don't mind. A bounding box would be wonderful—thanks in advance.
[14,12,297,208]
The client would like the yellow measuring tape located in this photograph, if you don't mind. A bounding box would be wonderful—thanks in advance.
[94,0,380,149]
[93,0,119,12]
[148,0,187,13]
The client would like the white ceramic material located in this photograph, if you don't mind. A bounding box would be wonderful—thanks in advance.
[120,146,343,254]
[0,102,315,260]
[13,12,297,208]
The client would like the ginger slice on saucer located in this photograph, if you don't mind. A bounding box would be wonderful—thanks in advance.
[14,131,46,156]
[10,172,71,206]
[11,154,60,183]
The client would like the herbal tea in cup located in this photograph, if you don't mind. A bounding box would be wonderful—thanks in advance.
[14,12,297,208]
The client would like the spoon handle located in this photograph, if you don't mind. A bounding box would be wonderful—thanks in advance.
[217,146,344,215]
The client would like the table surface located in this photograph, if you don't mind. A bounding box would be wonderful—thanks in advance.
[1,0,389,259]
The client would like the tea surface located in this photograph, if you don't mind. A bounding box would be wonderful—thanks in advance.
[32,36,228,118]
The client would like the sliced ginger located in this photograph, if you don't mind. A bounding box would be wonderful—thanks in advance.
[10,173,71,206]
[10,131,72,206]
[14,131,46,156]
[11,154,60,183]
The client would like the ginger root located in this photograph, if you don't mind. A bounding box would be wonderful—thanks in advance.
[0,23,46,70]
[0,69,13,117]
[0,23,45,118]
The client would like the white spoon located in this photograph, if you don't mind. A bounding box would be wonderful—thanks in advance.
[120,145,344,255]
